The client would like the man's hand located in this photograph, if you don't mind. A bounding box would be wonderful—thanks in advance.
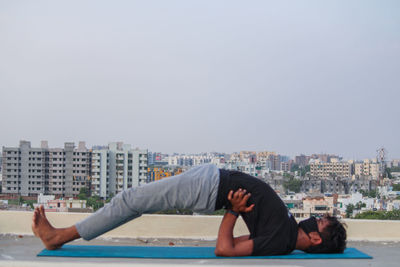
[227,188,255,214]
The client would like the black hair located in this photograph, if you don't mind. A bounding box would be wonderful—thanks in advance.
[306,214,347,254]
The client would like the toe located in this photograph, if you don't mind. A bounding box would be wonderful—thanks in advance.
[39,205,45,217]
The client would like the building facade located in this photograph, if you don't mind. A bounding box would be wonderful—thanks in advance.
[90,142,148,198]
[354,159,380,179]
[2,141,91,197]
[309,159,352,178]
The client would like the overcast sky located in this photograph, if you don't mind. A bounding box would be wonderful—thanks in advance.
[1,0,399,160]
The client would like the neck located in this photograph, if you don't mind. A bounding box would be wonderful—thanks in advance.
[295,227,311,251]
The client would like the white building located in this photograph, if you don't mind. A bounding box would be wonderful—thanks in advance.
[91,142,147,198]
[354,159,380,179]
[337,192,375,216]
[309,158,352,178]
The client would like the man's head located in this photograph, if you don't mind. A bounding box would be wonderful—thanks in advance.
[298,214,347,253]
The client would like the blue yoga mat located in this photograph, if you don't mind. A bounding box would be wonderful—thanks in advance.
[38,245,372,259]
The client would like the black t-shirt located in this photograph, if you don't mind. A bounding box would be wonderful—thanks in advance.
[216,169,298,256]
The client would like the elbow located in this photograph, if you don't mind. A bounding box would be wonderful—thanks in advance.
[214,247,224,257]
[214,247,233,257]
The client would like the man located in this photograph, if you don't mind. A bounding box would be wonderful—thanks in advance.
[32,164,346,256]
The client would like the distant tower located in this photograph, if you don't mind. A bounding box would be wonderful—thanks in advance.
[376,147,387,178]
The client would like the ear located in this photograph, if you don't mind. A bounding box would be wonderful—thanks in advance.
[308,232,322,246]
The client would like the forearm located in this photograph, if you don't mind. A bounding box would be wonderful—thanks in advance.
[215,212,238,256]
[214,189,254,257]
[234,235,250,245]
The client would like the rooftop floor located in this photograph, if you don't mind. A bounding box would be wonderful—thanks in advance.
[1,211,400,267]
[0,234,399,267]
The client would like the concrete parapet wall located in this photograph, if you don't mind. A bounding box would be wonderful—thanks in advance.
[343,219,400,241]
[1,211,399,241]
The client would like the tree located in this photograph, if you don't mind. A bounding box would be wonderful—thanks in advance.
[290,164,300,172]
[283,172,294,179]
[355,210,400,220]
[392,184,400,191]
[18,196,24,205]
[86,196,104,211]
[290,164,310,177]
[355,201,366,210]
[345,204,354,218]
[283,177,303,193]
[78,187,89,200]
[359,189,377,198]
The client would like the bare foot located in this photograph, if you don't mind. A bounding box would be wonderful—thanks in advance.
[32,205,63,250]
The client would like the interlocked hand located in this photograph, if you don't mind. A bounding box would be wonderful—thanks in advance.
[227,188,255,213]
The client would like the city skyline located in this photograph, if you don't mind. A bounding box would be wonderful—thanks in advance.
[1,1,399,160]
[1,139,398,162]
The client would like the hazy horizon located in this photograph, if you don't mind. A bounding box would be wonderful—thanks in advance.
[1,1,399,160]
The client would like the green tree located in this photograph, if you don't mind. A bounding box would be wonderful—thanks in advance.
[283,177,303,193]
[358,189,377,198]
[25,200,35,209]
[290,164,309,177]
[390,166,400,172]
[355,210,400,220]
[86,196,104,211]
[355,201,366,210]
[392,184,400,191]
[283,172,294,179]
[105,193,114,203]
[290,164,300,172]
[77,187,89,200]
[345,204,354,218]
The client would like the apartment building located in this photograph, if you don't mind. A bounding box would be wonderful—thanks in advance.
[294,154,310,167]
[91,142,148,198]
[354,159,380,179]
[280,161,293,172]
[309,158,352,178]
[301,177,378,195]
[167,154,213,167]
[2,141,91,197]
[148,152,162,165]
[302,195,336,216]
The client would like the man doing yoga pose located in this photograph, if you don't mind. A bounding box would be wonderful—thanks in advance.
[32,164,346,256]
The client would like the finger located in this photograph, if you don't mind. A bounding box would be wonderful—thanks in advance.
[243,193,251,202]
[234,190,240,199]
[40,205,45,216]
[244,204,255,213]
[228,190,233,201]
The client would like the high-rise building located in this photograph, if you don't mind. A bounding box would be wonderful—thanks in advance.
[391,159,400,168]
[2,141,91,197]
[280,160,293,172]
[294,154,310,167]
[354,159,380,179]
[267,154,281,171]
[309,158,351,178]
[310,154,341,163]
[148,152,162,165]
[90,142,147,198]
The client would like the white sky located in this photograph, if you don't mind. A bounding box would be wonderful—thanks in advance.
[1,0,399,160]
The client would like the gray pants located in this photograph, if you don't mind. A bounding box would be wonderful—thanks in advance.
[75,164,220,240]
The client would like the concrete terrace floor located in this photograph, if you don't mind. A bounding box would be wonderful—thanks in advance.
[0,234,399,267]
